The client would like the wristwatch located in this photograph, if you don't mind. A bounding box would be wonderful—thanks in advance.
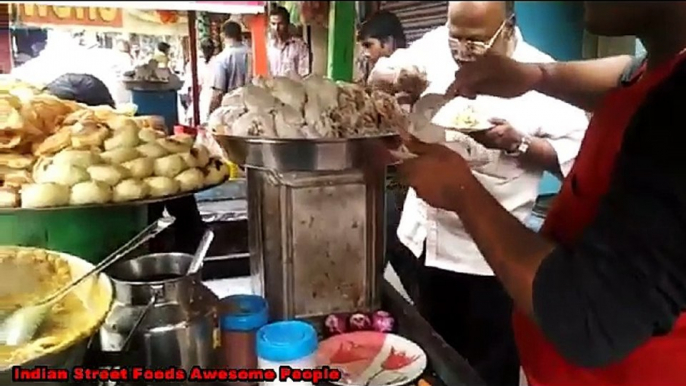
[505,135,532,157]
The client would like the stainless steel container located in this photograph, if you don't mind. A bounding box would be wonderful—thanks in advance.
[216,135,400,321]
[100,253,218,371]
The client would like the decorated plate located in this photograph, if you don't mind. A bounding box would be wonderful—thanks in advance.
[316,331,427,386]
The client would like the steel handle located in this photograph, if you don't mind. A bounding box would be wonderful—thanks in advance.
[46,217,175,304]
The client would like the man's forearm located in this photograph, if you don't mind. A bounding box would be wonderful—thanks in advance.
[450,172,556,316]
[209,90,223,116]
[520,137,562,177]
[534,56,632,111]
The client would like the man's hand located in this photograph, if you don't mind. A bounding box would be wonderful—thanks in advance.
[446,52,543,99]
[368,63,428,104]
[470,118,523,152]
[396,66,428,102]
[396,135,472,212]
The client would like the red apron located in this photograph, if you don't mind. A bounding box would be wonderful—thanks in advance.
[514,54,686,386]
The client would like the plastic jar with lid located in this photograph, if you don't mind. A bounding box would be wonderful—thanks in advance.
[256,321,319,386]
[220,295,269,386]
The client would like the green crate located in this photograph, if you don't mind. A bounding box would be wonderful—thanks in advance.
[0,205,149,264]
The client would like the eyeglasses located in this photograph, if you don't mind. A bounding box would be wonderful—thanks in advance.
[448,15,514,62]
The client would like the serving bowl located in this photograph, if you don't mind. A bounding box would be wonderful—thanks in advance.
[0,247,114,385]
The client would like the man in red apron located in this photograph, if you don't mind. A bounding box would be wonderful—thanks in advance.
[397,2,686,384]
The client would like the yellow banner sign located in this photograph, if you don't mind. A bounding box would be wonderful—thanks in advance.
[15,4,123,28]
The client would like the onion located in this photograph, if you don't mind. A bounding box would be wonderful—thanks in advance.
[324,313,348,336]
[372,310,395,333]
[348,313,372,331]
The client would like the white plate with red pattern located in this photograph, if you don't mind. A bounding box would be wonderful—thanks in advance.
[316,331,427,386]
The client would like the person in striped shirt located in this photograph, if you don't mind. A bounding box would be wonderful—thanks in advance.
[267,5,310,78]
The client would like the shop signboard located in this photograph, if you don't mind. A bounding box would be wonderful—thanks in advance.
[6,1,265,14]
[14,4,124,28]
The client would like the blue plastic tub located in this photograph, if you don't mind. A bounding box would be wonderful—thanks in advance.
[131,89,178,131]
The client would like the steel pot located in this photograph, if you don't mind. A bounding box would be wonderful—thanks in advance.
[100,252,218,372]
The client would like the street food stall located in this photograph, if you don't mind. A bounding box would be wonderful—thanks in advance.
[0,2,485,386]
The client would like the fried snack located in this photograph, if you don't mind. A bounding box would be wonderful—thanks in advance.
[175,168,204,192]
[0,93,22,110]
[70,125,109,149]
[18,104,47,137]
[138,128,166,143]
[3,170,33,188]
[0,100,26,132]
[86,164,130,187]
[153,154,186,178]
[90,105,118,122]
[179,151,199,168]
[0,131,24,150]
[157,137,191,154]
[170,133,194,147]
[33,127,71,156]
[38,163,90,187]
[52,149,101,169]
[0,79,229,209]
[0,153,35,169]
[62,109,96,126]
[69,181,112,205]
[204,159,229,186]
[106,116,138,132]
[191,145,210,168]
[136,142,168,158]
[0,187,19,208]
[112,178,148,202]
[31,156,52,183]
[103,126,139,150]
[144,176,180,197]
[100,147,140,165]
[20,183,70,208]
[121,157,154,179]
[29,94,75,129]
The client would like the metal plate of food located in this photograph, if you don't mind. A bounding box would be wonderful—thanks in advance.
[0,178,229,214]
[214,134,402,172]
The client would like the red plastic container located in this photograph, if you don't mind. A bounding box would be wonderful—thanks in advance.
[174,124,198,136]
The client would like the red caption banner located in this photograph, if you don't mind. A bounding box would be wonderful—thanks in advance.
[13,365,342,383]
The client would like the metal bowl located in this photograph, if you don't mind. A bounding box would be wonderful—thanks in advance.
[214,134,402,172]
[0,247,114,384]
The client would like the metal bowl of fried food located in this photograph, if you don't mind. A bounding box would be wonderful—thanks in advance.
[214,134,402,172]
[0,246,113,383]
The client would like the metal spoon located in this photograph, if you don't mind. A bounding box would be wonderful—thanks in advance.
[0,216,175,346]
[187,229,214,275]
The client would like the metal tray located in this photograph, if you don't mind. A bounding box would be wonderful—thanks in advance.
[0,179,229,214]
[214,134,402,172]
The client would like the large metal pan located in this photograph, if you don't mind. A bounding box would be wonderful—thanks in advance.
[214,134,402,172]
[0,179,229,214]
[0,247,114,385]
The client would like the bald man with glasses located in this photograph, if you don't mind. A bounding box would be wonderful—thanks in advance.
[370,2,589,384]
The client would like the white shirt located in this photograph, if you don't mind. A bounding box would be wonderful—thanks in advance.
[182,55,214,124]
[12,44,132,105]
[198,57,216,124]
[389,27,589,276]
